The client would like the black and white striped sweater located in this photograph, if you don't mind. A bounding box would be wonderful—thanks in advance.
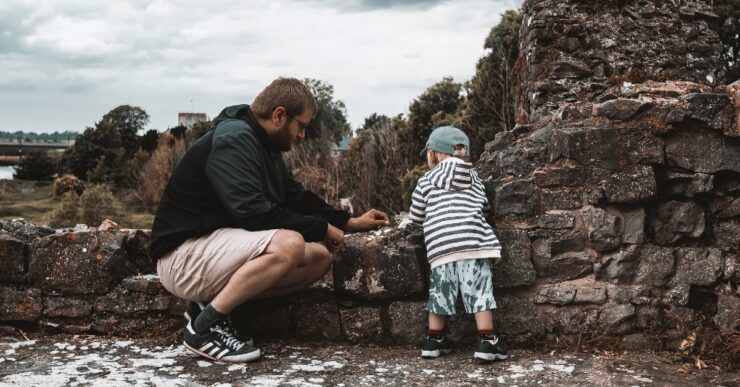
[408,157,501,268]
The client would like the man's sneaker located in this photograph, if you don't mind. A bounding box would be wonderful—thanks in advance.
[420,333,452,359]
[474,334,508,362]
[184,301,254,346]
[183,321,260,363]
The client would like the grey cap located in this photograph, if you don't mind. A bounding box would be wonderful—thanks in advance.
[420,125,470,156]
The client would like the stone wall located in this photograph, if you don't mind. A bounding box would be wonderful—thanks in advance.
[518,0,721,125]
[0,220,185,336]
[475,0,738,348]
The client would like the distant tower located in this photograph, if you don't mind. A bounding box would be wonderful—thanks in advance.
[178,112,209,128]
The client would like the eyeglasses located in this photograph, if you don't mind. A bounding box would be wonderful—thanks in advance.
[293,117,311,133]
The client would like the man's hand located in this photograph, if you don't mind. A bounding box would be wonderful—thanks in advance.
[323,223,345,252]
[344,209,391,233]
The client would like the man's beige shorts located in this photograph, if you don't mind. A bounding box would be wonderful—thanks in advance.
[156,228,279,302]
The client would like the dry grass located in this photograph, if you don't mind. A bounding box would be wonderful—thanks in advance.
[0,181,153,229]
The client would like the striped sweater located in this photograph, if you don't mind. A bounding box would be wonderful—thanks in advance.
[408,157,501,268]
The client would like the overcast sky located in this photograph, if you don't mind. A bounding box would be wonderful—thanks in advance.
[0,0,522,133]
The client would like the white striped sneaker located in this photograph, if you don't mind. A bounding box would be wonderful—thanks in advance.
[184,301,254,347]
[183,321,260,363]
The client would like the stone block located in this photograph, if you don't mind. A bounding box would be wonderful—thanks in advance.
[538,212,576,229]
[0,219,54,242]
[666,129,740,173]
[387,301,426,344]
[664,248,723,306]
[532,162,597,188]
[545,306,600,334]
[550,60,592,79]
[635,245,675,286]
[0,231,27,283]
[624,132,664,165]
[581,206,622,252]
[598,303,636,335]
[497,147,535,178]
[493,230,536,288]
[291,294,342,340]
[92,314,183,336]
[714,293,739,330]
[620,206,646,244]
[593,98,652,121]
[539,188,582,210]
[713,220,740,252]
[333,228,426,301]
[595,246,638,284]
[683,93,732,131]
[447,313,477,344]
[28,230,135,294]
[534,285,575,305]
[95,285,174,314]
[121,275,165,295]
[651,201,705,244]
[0,287,41,321]
[607,285,654,305]
[43,297,92,318]
[663,171,714,197]
[231,300,292,339]
[494,179,540,218]
[708,196,740,219]
[636,307,662,329]
[602,165,656,203]
[534,251,593,283]
[574,287,607,304]
[339,307,383,343]
[548,127,621,170]
[123,229,154,274]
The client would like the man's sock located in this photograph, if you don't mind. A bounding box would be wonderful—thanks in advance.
[192,303,226,335]
[478,329,494,337]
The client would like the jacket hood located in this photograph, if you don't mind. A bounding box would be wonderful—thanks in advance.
[426,157,475,191]
[211,104,251,128]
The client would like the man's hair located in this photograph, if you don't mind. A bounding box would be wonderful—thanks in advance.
[251,77,318,120]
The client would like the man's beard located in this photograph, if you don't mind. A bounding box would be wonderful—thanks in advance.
[272,122,293,152]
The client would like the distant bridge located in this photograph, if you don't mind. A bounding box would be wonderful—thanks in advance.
[0,142,73,163]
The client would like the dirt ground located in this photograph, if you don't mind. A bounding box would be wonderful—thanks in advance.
[0,333,737,386]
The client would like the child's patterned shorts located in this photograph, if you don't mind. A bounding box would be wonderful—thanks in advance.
[426,258,497,315]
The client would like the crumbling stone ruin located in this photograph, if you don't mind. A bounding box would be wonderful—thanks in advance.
[0,0,737,350]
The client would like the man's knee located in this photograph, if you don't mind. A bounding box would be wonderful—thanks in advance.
[312,243,332,267]
[269,230,305,266]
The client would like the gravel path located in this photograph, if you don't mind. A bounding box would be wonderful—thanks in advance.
[0,335,737,386]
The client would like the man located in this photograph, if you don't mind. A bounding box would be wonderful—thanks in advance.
[149,77,389,363]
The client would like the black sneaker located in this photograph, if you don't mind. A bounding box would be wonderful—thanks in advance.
[421,333,452,359]
[184,301,254,346]
[474,334,508,362]
[183,321,260,363]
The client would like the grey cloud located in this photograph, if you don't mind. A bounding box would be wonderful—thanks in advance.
[299,0,452,12]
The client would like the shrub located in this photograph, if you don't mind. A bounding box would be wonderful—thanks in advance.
[50,184,127,228]
[13,150,56,181]
[344,117,409,214]
[400,164,429,209]
[133,132,186,212]
[53,174,84,196]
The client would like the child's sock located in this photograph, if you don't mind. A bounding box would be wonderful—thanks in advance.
[427,328,444,338]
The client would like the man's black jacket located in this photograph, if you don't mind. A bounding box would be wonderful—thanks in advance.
[148,104,350,261]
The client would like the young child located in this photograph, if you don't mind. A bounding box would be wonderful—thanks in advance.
[405,125,507,362]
